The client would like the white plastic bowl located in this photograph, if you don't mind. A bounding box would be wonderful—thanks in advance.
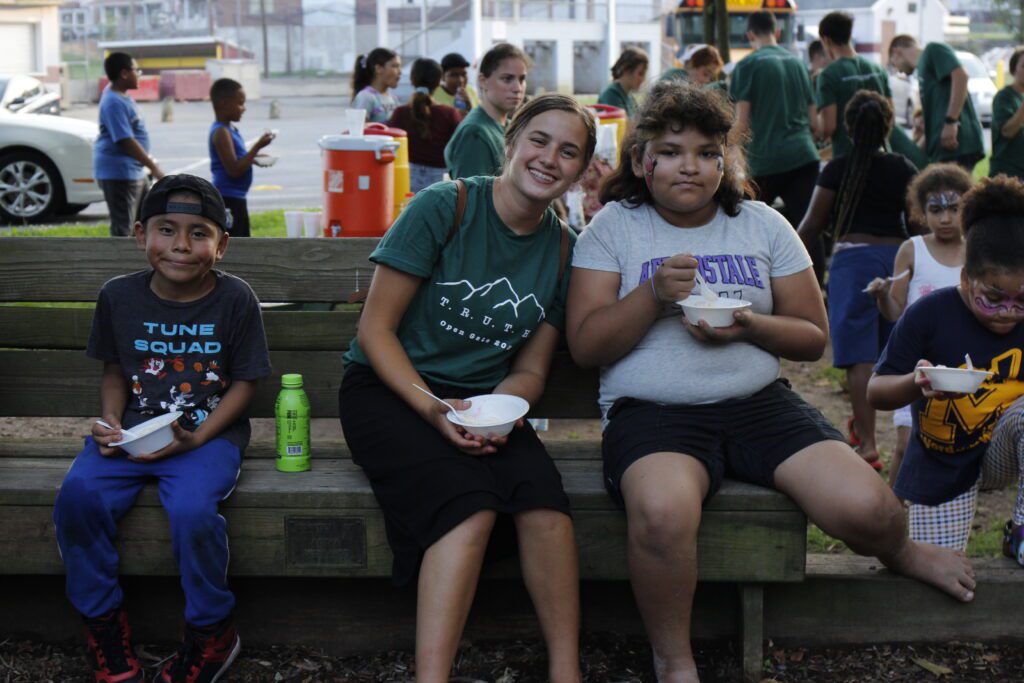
[919,366,991,394]
[110,411,183,456]
[447,394,530,438]
[679,297,752,328]
[255,153,277,167]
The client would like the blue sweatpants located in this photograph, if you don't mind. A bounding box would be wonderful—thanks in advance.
[53,437,241,626]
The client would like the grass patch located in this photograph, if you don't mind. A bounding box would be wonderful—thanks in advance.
[809,513,1004,558]
[974,155,990,180]
[2,209,295,238]
[815,365,847,392]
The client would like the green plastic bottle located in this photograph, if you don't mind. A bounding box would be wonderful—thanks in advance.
[275,373,311,472]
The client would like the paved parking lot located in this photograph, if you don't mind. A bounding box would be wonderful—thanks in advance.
[64,95,350,220]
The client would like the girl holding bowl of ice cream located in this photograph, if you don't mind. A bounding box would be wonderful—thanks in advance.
[565,80,977,683]
[338,93,594,683]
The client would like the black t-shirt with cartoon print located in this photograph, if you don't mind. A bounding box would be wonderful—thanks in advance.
[87,269,272,450]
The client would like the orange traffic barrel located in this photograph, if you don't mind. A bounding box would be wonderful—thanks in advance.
[587,103,627,154]
[364,123,410,219]
[318,134,399,237]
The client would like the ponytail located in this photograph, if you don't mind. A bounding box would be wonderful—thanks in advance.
[827,91,893,251]
[408,58,443,139]
[351,47,397,102]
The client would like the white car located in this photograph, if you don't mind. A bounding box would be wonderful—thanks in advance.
[0,75,61,115]
[887,68,921,128]
[0,109,103,223]
[956,51,996,127]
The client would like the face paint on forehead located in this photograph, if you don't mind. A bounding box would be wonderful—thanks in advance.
[926,191,960,211]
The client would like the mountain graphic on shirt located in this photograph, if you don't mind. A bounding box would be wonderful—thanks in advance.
[436,277,546,322]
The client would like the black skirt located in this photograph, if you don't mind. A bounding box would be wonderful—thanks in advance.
[338,362,572,586]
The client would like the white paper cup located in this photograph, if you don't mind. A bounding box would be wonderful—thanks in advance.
[284,211,303,238]
[342,108,366,135]
[302,212,322,238]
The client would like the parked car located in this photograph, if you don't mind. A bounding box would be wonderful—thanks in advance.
[956,51,996,127]
[0,109,103,223]
[887,67,921,128]
[0,76,61,115]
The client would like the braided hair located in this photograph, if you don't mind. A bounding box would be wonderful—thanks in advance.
[827,90,894,251]
[408,58,442,140]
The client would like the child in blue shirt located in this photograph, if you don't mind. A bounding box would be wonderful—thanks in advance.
[52,175,271,683]
[94,51,164,237]
[208,78,274,238]
[869,175,1024,565]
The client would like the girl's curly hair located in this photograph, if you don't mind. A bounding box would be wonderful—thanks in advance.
[961,175,1024,277]
[598,80,752,216]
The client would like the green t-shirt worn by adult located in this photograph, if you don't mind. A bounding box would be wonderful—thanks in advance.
[730,44,819,177]
[659,68,688,82]
[917,42,984,163]
[444,106,505,179]
[344,176,575,389]
[990,85,1024,180]
[598,81,637,118]
[816,56,892,158]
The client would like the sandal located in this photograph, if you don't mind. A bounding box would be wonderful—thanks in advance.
[847,416,861,448]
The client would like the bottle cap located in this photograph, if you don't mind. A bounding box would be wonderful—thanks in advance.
[281,373,304,388]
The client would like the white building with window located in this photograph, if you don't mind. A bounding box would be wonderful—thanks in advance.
[0,0,62,77]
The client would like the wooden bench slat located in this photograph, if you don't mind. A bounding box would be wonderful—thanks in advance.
[0,349,602,419]
[0,458,801,512]
[0,307,361,352]
[0,237,378,303]
[0,503,805,581]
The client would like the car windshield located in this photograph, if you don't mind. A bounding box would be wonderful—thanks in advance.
[957,53,989,79]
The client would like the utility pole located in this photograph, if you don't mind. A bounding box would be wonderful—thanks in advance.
[260,0,269,77]
[715,0,729,64]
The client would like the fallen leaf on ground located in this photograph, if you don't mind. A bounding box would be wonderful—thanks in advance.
[913,657,953,676]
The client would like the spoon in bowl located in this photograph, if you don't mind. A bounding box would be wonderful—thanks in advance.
[412,384,477,422]
[95,420,139,440]
[692,268,718,304]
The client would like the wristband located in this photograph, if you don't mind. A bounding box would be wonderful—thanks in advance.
[944,116,958,125]
[650,276,662,303]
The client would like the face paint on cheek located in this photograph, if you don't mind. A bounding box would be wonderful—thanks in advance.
[716,155,724,172]
[643,154,658,192]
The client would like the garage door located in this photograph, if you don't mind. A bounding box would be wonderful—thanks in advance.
[0,23,37,73]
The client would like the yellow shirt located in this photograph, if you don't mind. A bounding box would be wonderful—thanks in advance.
[432,85,479,111]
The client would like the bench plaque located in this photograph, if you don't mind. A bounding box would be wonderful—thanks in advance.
[286,517,367,568]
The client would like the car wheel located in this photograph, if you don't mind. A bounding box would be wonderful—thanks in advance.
[0,151,66,224]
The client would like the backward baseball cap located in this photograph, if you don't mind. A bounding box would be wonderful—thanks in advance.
[139,174,229,231]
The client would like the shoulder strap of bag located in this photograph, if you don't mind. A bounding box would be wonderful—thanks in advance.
[347,179,467,305]
[557,220,570,284]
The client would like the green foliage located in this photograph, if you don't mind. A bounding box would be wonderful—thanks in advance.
[988,0,1024,43]
[974,155,990,181]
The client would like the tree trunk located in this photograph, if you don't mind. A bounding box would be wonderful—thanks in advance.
[703,0,715,44]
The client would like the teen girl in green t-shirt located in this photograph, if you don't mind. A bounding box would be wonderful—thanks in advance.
[340,94,596,683]
[444,43,529,180]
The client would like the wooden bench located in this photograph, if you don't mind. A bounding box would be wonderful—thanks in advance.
[0,237,807,682]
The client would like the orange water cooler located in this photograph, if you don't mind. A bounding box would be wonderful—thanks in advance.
[364,123,410,219]
[587,104,627,160]
[319,134,399,237]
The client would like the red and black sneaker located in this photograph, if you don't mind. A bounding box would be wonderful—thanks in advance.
[158,615,240,683]
[83,607,146,683]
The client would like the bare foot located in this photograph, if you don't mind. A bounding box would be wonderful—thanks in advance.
[653,654,700,683]
[886,538,977,602]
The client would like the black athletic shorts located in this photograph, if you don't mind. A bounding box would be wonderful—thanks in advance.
[601,378,844,506]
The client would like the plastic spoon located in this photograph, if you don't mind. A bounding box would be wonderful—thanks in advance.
[965,353,974,371]
[692,268,718,304]
[412,384,478,422]
[861,269,910,293]
[95,420,139,439]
